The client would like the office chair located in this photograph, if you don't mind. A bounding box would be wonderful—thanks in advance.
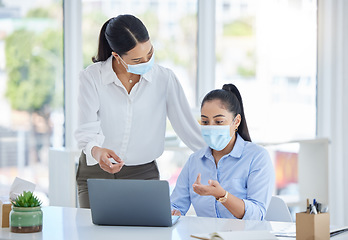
[265,196,293,222]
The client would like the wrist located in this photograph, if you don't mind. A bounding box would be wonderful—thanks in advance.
[216,190,228,203]
[91,146,100,159]
[215,189,226,199]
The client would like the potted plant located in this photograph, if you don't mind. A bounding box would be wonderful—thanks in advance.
[10,191,43,233]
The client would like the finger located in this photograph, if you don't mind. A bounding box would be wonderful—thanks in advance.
[99,154,117,173]
[100,156,112,168]
[109,162,124,174]
[174,210,181,216]
[99,158,110,169]
[100,162,122,174]
[194,173,201,184]
[194,184,215,196]
[192,185,200,195]
[192,184,205,195]
[99,162,112,174]
[208,180,219,187]
[171,209,181,216]
[109,151,124,164]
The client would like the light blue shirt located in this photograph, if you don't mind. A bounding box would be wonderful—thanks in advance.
[170,133,275,220]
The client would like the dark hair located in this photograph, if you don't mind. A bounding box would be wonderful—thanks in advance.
[92,14,150,63]
[201,84,251,142]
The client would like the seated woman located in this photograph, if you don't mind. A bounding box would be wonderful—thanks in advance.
[170,84,275,220]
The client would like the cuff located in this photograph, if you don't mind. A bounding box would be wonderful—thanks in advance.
[84,141,101,166]
[242,199,264,220]
[242,199,251,220]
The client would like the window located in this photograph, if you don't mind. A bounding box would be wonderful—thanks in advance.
[216,0,317,216]
[81,0,198,105]
[0,0,63,203]
[216,0,317,143]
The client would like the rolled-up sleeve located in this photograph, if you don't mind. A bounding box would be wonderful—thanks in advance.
[242,149,275,220]
[74,70,105,165]
[170,157,192,215]
[166,71,206,152]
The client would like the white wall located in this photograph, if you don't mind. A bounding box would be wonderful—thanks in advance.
[317,0,348,226]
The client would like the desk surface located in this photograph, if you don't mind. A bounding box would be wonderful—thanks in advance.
[1,206,347,240]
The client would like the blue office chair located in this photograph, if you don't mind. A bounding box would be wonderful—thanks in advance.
[265,196,293,222]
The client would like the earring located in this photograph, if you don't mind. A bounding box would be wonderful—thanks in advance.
[235,128,238,132]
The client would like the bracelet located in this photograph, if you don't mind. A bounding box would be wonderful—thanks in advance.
[216,191,228,203]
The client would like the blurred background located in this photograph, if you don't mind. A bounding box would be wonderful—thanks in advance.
[0,0,317,219]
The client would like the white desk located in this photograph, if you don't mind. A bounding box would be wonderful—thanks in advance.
[1,207,347,240]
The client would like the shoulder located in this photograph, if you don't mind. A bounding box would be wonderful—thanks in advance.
[185,147,208,167]
[79,58,113,86]
[233,134,269,160]
[243,141,272,167]
[152,63,174,74]
[147,63,175,80]
[80,61,103,79]
[191,147,207,159]
[144,64,183,94]
[245,141,268,156]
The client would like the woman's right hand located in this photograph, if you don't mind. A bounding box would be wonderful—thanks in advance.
[91,146,125,174]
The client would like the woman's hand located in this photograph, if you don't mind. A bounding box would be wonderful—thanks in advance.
[192,173,226,199]
[171,209,181,216]
[91,146,125,174]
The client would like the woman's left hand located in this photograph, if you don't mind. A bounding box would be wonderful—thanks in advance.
[171,209,181,216]
[192,173,226,199]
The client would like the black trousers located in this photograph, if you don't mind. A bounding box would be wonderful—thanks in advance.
[76,151,160,208]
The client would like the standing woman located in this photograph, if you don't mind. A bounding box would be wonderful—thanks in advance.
[75,14,205,208]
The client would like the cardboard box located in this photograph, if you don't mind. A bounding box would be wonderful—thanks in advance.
[296,212,330,240]
[0,198,12,228]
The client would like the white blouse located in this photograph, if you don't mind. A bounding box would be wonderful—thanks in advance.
[75,56,206,166]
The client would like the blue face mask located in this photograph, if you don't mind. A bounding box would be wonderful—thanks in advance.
[119,52,155,75]
[201,125,233,151]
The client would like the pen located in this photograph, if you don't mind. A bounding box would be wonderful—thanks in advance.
[310,204,318,214]
[306,198,310,213]
[317,203,322,213]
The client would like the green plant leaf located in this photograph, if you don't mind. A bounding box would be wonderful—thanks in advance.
[11,191,42,207]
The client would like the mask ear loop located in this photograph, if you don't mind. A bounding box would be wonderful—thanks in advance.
[117,54,129,71]
[115,56,120,65]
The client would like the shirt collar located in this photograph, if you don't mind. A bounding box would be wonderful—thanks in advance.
[228,133,245,158]
[201,133,246,161]
[141,64,155,82]
[101,56,117,85]
[101,56,155,85]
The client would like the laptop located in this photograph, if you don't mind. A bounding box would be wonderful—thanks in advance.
[87,179,180,227]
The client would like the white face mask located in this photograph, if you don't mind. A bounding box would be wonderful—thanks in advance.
[119,52,155,75]
[201,125,233,151]
[200,116,237,151]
